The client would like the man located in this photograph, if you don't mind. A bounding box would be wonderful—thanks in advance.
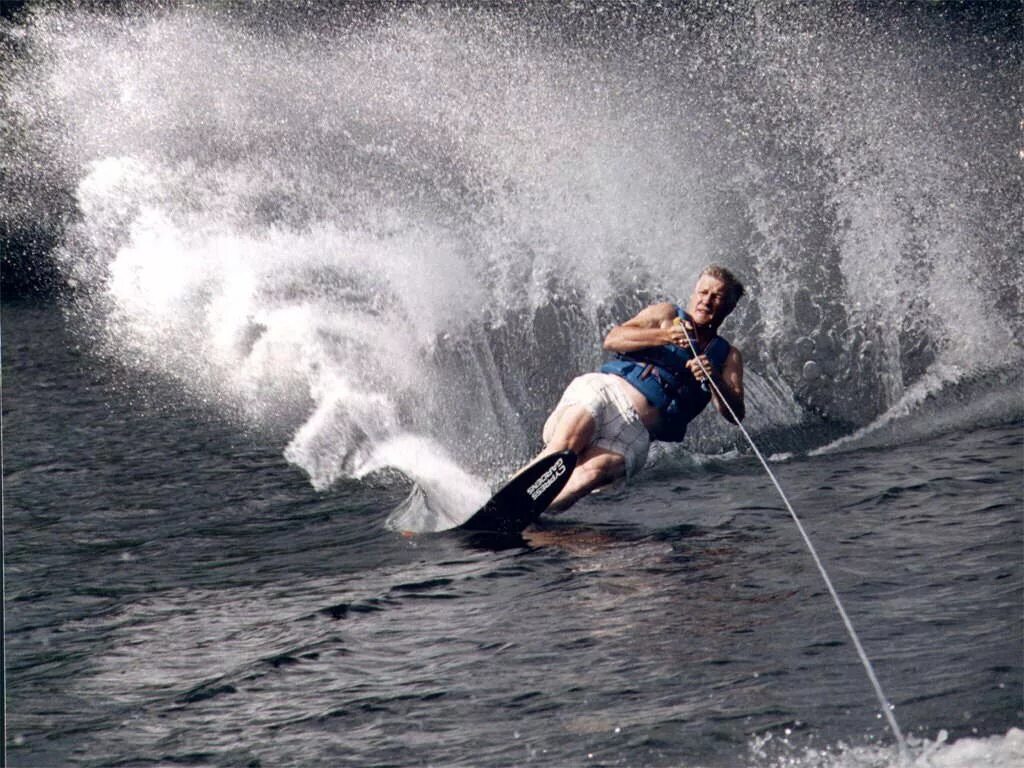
[538,264,746,512]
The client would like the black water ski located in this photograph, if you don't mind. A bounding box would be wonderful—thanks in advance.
[459,450,577,535]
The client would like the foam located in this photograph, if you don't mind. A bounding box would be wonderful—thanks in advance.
[746,728,1024,768]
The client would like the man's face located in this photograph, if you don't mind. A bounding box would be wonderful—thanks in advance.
[687,274,731,327]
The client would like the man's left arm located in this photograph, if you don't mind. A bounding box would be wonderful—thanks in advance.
[711,347,745,423]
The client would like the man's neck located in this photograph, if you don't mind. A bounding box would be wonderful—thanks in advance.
[695,324,717,345]
[685,312,718,342]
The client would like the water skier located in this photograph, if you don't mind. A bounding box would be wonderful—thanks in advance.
[538,265,746,512]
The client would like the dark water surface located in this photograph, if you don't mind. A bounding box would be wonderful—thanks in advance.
[5,302,1021,767]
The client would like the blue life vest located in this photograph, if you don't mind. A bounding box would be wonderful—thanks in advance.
[599,308,731,442]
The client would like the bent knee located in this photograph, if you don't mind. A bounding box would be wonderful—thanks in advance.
[574,449,627,487]
[543,405,597,454]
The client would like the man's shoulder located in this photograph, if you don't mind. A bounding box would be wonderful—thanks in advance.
[622,302,679,328]
[709,334,742,360]
[723,343,743,367]
[643,302,680,320]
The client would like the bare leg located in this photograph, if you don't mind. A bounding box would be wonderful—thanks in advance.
[540,404,596,456]
[548,446,626,512]
[533,402,626,513]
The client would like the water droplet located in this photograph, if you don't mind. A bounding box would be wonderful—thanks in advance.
[802,360,821,381]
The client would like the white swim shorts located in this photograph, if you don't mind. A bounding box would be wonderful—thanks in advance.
[542,372,651,478]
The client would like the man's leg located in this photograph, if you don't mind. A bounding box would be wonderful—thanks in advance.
[537,393,628,511]
[548,446,626,512]
[541,403,596,456]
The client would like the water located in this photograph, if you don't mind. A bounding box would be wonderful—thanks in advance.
[2,2,1022,766]
[4,300,1022,767]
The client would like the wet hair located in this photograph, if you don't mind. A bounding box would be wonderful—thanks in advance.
[700,264,746,312]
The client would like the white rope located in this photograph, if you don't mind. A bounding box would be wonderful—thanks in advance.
[685,328,909,763]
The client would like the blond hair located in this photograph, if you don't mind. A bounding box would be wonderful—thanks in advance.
[701,264,746,312]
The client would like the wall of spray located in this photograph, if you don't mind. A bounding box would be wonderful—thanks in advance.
[2,1,1020,499]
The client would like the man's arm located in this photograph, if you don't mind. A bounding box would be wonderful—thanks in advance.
[603,302,688,353]
[685,346,745,423]
[710,347,745,423]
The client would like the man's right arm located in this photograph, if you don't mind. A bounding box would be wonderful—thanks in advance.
[603,302,688,353]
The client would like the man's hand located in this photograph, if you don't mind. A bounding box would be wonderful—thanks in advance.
[666,323,692,348]
[685,355,714,383]
[668,316,696,349]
